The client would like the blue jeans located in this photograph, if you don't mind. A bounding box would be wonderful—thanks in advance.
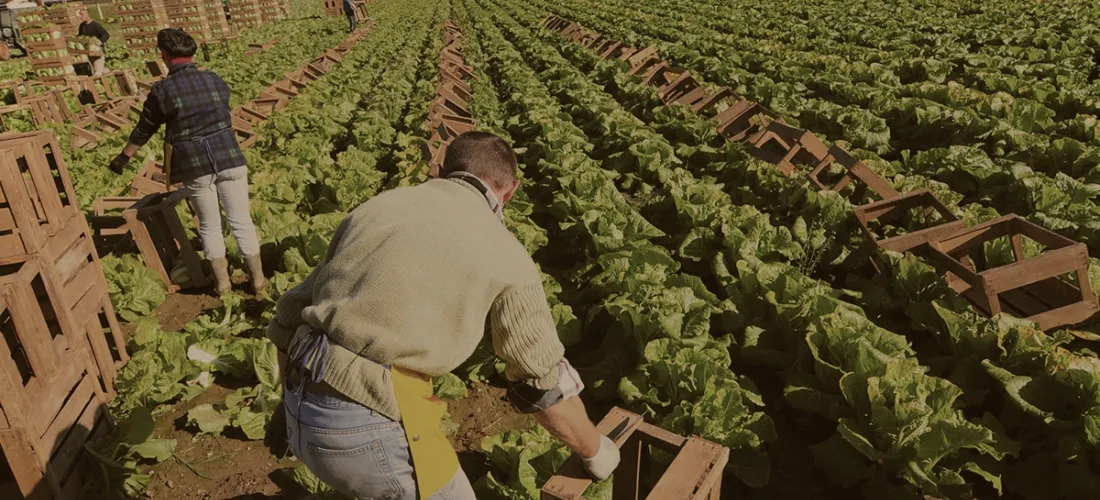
[284,377,474,499]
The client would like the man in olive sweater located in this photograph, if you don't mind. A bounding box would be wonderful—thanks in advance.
[267,132,618,499]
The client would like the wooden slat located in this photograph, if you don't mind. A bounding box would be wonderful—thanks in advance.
[1028,300,1099,331]
[61,257,98,309]
[37,374,95,463]
[647,438,727,500]
[612,436,641,500]
[1011,216,1078,249]
[983,246,1087,294]
[877,220,966,253]
[931,215,1016,254]
[634,421,687,452]
[0,428,51,500]
[46,389,103,493]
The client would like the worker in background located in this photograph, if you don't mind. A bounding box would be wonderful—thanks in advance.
[267,132,619,499]
[109,29,267,297]
[77,8,109,76]
[343,0,357,32]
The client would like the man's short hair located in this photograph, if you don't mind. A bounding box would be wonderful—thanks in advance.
[157,29,197,58]
[440,131,517,189]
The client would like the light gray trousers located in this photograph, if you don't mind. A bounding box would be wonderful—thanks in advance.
[171,166,260,259]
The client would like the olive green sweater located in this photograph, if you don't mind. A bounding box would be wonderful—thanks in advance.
[266,177,564,420]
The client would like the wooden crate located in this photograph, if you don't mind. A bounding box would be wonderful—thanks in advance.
[226,0,263,29]
[121,192,210,292]
[89,197,141,253]
[73,70,143,105]
[165,0,214,44]
[204,0,232,39]
[743,122,830,175]
[0,132,80,265]
[0,256,114,500]
[854,189,964,255]
[242,39,279,57]
[118,0,170,55]
[323,0,342,16]
[808,145,900,204]
[713,100,783,144]
[38,213,128,397]
[0,104,33,133]
[922,214,1098,330]
[17,4,84,37]
[542,407,729,500]
[20,90,73,127]
[69,110,132,149]
[258,0,285,23]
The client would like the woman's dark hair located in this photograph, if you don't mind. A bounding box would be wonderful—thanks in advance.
[157,28,197,58]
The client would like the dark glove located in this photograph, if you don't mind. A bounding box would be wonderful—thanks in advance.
[109,153,130,174]
[264,400,289,457]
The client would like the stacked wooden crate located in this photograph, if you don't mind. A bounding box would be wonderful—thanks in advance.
[165,0,214,44]
[19,24,76,83]
[257,0,285,24]
[205,0,233,41]
[16,3,84,37]
[116,0,170,55]
[226,0,263,29]
[323,0,341,17]
[0,130,129,500]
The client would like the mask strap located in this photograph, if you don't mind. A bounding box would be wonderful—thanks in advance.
[445,171,503,220]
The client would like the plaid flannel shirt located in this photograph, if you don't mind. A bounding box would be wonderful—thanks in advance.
[129,62,246,184]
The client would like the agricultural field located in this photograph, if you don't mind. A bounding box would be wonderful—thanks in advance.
[5,0,1100,499]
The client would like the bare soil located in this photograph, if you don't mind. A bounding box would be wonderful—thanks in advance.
[144,384,303,500]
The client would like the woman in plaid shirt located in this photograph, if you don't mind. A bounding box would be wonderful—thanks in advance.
[110,29,267,296]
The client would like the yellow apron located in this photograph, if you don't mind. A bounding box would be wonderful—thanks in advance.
[390,367,460,497]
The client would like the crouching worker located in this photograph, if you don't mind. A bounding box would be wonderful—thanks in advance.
[266,132,619,499]
[110,28,266,296]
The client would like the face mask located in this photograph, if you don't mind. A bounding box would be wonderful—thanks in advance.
[445,171,504,222]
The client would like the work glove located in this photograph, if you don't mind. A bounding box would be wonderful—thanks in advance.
[582,434,620,482]
[109,153,130,174]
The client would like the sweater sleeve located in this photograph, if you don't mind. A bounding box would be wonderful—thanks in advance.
[489,281,565,391]
[129,88,165,147]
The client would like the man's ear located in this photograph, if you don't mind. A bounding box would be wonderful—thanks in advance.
[502,179,520,203]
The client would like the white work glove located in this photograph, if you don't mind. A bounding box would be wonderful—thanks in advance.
[582,434,620,482]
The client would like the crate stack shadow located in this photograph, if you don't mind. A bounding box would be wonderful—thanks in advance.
[0,130,130,500]
[541,15,1099,332]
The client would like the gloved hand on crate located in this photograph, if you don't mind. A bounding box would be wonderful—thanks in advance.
[583,434,620,481]
[109,152,131,174]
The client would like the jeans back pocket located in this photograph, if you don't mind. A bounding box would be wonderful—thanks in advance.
[306,439,406,500]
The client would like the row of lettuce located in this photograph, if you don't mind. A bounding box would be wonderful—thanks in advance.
[468,0,1100,498]
[533,0,1100,259]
